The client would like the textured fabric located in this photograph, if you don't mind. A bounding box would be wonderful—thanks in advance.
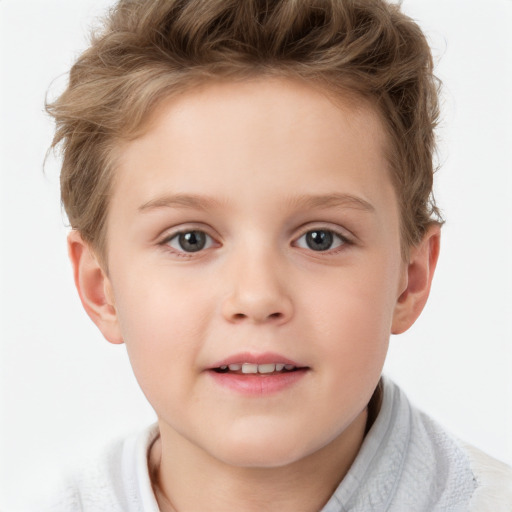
[36,378,512,511]
[463,443,512,512]
[321,379,478,511]
[36,425,160,512]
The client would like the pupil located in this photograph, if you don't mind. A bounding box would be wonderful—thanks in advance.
[179,231,206,252]
[306,230,333,251]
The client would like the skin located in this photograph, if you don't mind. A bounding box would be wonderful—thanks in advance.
[69,78,440,511]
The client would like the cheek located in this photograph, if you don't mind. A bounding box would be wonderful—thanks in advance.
[110,269,215,396]
[113,260,212,339]
[299,255,399,365]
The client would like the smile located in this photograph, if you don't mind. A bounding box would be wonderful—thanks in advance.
[214,363,299,374]
[208,354,309,395]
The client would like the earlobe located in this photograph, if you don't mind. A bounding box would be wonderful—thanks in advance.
[67,231,123,344]
[391,224,441,335]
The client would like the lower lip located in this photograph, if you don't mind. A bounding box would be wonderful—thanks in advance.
[208,369,308,395]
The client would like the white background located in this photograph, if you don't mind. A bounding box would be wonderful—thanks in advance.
[1,0,511,508]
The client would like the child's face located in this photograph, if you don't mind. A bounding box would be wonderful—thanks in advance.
[101,78,408,467]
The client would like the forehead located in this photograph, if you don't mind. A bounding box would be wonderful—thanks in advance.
[107,77,399,241]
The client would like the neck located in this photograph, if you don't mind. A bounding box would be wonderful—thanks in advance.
[149,408,369,512]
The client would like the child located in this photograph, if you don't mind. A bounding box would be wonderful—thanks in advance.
[42,0,512,510]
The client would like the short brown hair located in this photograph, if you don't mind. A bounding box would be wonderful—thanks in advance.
[47,0,443,260]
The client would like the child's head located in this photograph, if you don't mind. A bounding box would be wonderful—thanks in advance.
[47,0,442,470]
[48,0,442,264]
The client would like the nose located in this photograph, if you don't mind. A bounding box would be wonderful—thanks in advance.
[221,247,294,325]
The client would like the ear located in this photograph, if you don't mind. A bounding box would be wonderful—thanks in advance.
[391,224,441,335]
[67,230,123,344]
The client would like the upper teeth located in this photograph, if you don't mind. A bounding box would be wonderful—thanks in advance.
[218,363,296,373]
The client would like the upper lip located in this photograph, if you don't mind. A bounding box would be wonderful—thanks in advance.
[209,352,307,369]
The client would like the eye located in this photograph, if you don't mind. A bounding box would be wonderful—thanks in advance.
[165,230,214,253]
[295,229,346,252]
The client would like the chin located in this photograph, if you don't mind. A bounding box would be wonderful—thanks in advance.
[218,447,306,469]
[208,427,321,469]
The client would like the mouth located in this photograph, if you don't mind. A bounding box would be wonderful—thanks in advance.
[212,363,304,375]
[207,353,309,394]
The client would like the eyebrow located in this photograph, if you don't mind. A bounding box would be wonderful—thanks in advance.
[138,192,375,213]
[138,193,222,212]
[286,193,375,213]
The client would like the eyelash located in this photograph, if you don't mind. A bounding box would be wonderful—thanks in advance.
[159,226,352,256]
[293,228,351,253]
[160,229,217,257]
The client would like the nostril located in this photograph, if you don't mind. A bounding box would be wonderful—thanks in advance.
[231,311,283,322]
